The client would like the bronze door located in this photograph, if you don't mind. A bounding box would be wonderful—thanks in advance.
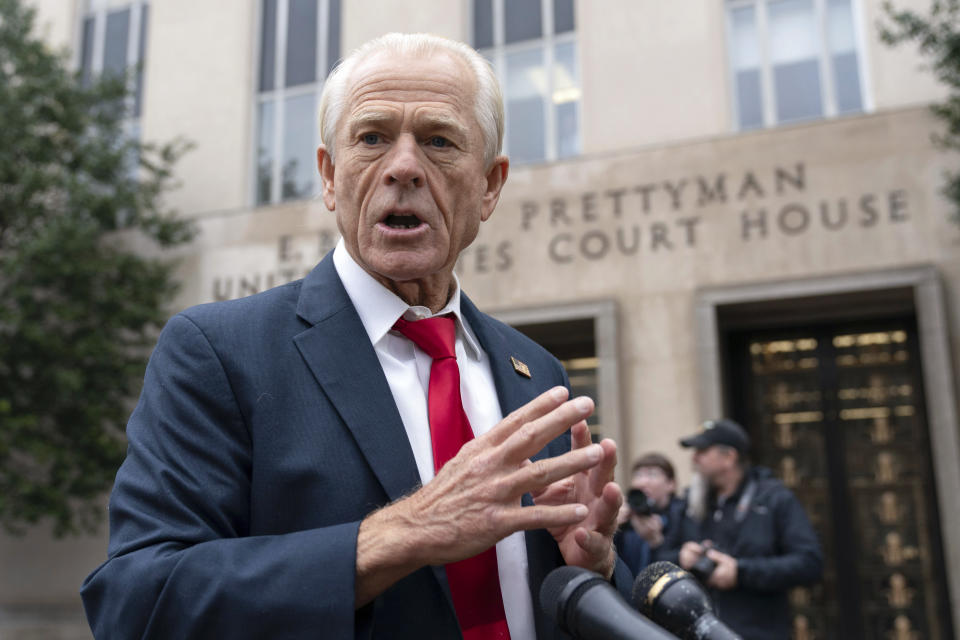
[728,318,953,640]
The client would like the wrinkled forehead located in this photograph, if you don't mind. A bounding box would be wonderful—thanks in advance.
[348,47,474,86]
[341,49,479,123]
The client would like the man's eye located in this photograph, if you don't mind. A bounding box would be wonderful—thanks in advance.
[428,136,449,148]
[362,133,380,145]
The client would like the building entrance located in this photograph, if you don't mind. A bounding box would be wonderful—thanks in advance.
[727,318,953,640]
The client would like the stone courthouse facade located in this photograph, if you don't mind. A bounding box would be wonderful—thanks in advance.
[5,0,960,638]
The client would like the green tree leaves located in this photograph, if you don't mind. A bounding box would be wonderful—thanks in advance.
[0,0,193,536]
[881,0,960,226]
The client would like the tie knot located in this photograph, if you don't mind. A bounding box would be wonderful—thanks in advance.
[393,315,457,360]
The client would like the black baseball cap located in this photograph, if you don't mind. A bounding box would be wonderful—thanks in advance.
[679,418,751,453]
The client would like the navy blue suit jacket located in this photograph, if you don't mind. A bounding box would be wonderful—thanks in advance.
[80,253,632,639]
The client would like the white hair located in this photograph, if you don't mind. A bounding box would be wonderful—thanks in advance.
[318,33,504,168]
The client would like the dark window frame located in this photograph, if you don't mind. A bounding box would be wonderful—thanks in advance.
[472,0,580,165]
[254,0,340,206]
[724,0,869,131]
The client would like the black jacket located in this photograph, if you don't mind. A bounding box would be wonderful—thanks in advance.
[658,467,823,640]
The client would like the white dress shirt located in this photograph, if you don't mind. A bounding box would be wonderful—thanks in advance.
[332,240,536,639]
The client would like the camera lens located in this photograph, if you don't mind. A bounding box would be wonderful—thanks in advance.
[627,489,652,516]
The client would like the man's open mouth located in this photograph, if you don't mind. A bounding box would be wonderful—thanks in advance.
[383,214,423,229]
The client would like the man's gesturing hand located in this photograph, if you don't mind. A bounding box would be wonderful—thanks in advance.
[529,419,622,579]
[355,386,610,606]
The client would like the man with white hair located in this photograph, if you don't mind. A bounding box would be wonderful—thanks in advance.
[81,33,630,639]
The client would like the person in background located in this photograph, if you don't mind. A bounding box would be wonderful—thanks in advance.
[614,452,685,577]
[659,418,823,640]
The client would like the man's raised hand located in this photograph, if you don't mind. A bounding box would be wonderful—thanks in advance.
[354,386,614,605]
[529,420,622,579]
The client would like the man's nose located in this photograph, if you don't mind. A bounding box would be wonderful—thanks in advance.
[384,135,425,188]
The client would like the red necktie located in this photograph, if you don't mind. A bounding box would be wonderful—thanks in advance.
[393,315,511,640]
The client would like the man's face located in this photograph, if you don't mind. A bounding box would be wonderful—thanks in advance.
[692,445,733,484]
[318,50,507,291]
[630,466,675,509]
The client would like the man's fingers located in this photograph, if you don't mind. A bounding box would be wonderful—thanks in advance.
[507,444,603,496]
[499,396,594,464]
[574,527,612,560]
[589,439,618,495]
[523,460,552,501]
[592,482,624,536]
[570,420,592,450]
[499,503,589,532]
[530,478,575,506]
[485,386,569,447]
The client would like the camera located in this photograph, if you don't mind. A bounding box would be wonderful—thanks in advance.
[689,551,718,582]
[626,488,654,516]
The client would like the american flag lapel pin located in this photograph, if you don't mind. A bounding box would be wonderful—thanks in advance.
[510,356,531,378]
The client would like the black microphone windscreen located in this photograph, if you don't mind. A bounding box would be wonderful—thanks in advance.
[541,565,683,640]
[539,565,599,618]
[632,561,680,615]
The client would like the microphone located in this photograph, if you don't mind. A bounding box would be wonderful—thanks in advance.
[631,561,742,640]
[539,565,680,639]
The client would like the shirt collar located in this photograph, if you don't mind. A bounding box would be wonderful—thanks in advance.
[332,239,482,360]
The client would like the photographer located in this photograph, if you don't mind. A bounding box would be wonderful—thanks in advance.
[662,419,823,640]
[614,453,684,577]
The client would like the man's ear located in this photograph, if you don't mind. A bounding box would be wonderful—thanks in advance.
[480,155,509,222]
[317,145,336,211]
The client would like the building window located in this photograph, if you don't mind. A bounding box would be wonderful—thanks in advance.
[79,0,149,126]
[256,0,340,206]
[473,0,580,165]
[726,0,865,130]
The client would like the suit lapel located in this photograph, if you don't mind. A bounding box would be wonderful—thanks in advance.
[293,255,421,502]
[461,295,556,465]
